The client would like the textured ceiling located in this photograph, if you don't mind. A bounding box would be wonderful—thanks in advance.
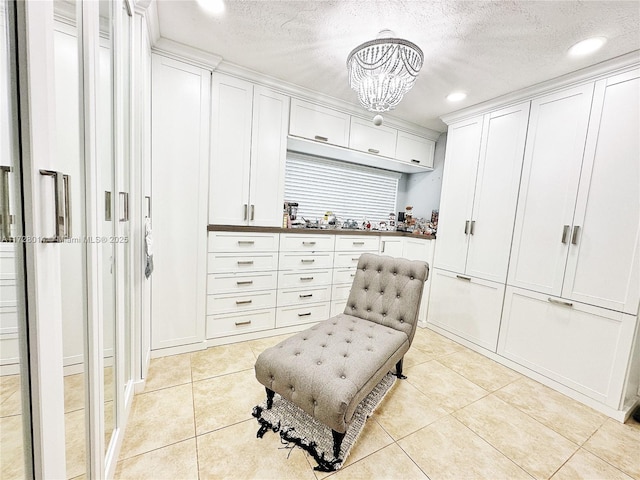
[156,0,640,131]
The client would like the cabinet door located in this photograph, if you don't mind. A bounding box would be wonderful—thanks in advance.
[395,131,435,168]
[465,102,530,282]
[151,55,209,349]
[498,287,637,408]
[432,116,483,273]
[563,70,640,314]
[209,74,253,225]
[289,98,350,147]
[380,238,403,257]
[249,86,290,226]
[508,84,594,295]
[348,116,397,158]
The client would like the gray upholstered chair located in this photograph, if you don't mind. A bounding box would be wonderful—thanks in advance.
[254,253,429,461]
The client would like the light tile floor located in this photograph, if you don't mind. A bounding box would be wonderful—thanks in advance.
[114,327,640,480]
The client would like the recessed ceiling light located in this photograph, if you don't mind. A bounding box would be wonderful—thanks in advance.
[197,0,225,15]
[568,37,607,57]
[446,92,467,102]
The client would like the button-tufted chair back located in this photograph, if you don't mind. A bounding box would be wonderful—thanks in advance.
[344,253,429,344]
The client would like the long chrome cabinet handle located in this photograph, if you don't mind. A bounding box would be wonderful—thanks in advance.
[301,259,315,263]
[237,260,254,265]
[297,312,311,317]
[548,297,573,307]
[464,220,470,235]
[561,225,570,244]
[236,280,253,285]
[456,274,472,281]
[235,320,251,326]
[63,175,71,237]
[235,299,252,305]
[299,294,313,298]
[243,204,248,221]
[119,192,129,222]
[250,204,255,221]
[300,276,314,281]
[105,191,112,221]
[302,241,316,246]
[237,240,255,245]
[0,166,12,241]
[571,226,580,245]
[470,220,476,235]
[39,169,68,242]
[314,135,328,142]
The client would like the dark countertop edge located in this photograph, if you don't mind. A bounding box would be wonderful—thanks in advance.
[207,224,435,240]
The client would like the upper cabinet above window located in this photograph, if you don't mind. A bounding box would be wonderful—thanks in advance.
[289,99,350,148]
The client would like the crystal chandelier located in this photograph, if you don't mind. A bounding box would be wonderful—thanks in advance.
[347,30,424,113]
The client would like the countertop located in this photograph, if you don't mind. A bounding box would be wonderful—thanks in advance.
[207,224,436,240]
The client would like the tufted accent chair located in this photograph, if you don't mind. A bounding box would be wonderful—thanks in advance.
[254,253,429,460]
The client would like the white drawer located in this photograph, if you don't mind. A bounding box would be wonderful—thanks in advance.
[277,285,331,307]
[208,252,278,273]
[207,272,277,294]
[332,267,357,285]
[278,252,334,271]
[280,234,334,252]
[276,302,330,328]
[208,232,279,253]
[207,290,276,315]
[331,283,352,302]
[206,309,276,339]
[333,252,367,269]
[278,269,332,289]
[330,299,348,318]
[335,235,379,252]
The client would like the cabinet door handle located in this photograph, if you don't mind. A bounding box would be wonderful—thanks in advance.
[104,191,112,221]
[314,135,328,142]
[350,273,356,277]
[548,297,573,307]
[235,299,253,305]
[243,204,248,221]
[368,148,380,154]
[39,169,68,242]
[237,260,254,265]
[300,276,314,281]
[561,225,570,244]
[301,258,315,263]
[119,191,128,222]
[299,294,313,298]
[456,274,472,281]
[353,241,365,245]
[464,220,470,235]
[302,241,316,246]
[470,220,475,235]
[238,240,255,245]
[250,204,255,221]
[0,166,11,241]
[411,159,421,164]
[352,257,360,261]
[297,312,311,317]
[571,226,580,245]
[236,280,253,285]
[235,320,251,326]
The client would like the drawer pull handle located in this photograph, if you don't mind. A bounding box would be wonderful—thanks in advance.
[235,320,252,326]
[236,280,253,285]
[368,148,380,154]
[302,241,316,246]
[548,298,573,307]
[353,241,365,245]
[561,225,570,244]
[456,275,472,281]
[411,159,420,164]
[237,240,255,245]
[314,135,328,142]
[237,261,254,265]
[236,300,253,305]
[571,226,580,245]
[298,312,312,317]
[352,257,359,261]
[351,273,356,277]
[301,259,315,263]
[300,276,314,281]
[299,294,313,298]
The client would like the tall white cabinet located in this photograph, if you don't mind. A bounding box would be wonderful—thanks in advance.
[151,55,210,350]
[428,102,530,350]
[209,73,289,227]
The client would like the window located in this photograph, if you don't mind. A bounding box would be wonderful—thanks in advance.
[284,152,400,222]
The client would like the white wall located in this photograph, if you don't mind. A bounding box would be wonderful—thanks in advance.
[397,132,447,220]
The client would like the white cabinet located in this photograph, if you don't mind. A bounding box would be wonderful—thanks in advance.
[209,73,290,227]
[379,237,403,257]
[289,98,350,147]
[508,84,595,295]
[395,131,435,169]
[434,102,530,282]
[151,55,209,350]
[498,287,637,408]
[348,116,397,158]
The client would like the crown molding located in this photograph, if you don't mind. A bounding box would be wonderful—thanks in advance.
[441,51,640,125]
[139,0,160,45]
[151,37,223,71]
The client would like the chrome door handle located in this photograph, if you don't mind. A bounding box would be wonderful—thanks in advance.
[145,196,151,218]
[314,135,328,142]
[301,258,315,263]
[237,260,254,265]
[236,280,253,285]
[119,192,129,222]
[353,241,365,245]
[411,159,420,164]
[368,148,380,154]
[237,240,255,245]
[0,166,12,241]
[63,175,71,238]
[464,220,470,235]
[105,191,112,221]
[243,204,248,221]
[39,169,67,242]
[548,297,573,307]
[297,312,311,317]
[299,294,313,298]
[571,226,580,245]
[561,225,570,244]
[235,300,252,305]
[456,274,472,281]
[469,220,476,235]
[302,241,316,246]
[235,320,251,326]
[300,276,314,281]
[250,204,255,221]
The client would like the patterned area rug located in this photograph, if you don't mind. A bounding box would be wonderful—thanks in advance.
[252,372,396,472]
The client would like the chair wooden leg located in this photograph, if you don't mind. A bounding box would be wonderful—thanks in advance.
[394,358,407,379]
[266,387,275,409]
[332,429,345,459]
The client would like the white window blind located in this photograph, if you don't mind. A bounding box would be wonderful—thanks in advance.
[284,152,400,222]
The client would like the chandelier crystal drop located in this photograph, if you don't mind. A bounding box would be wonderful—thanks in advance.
[347,30,423,113]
